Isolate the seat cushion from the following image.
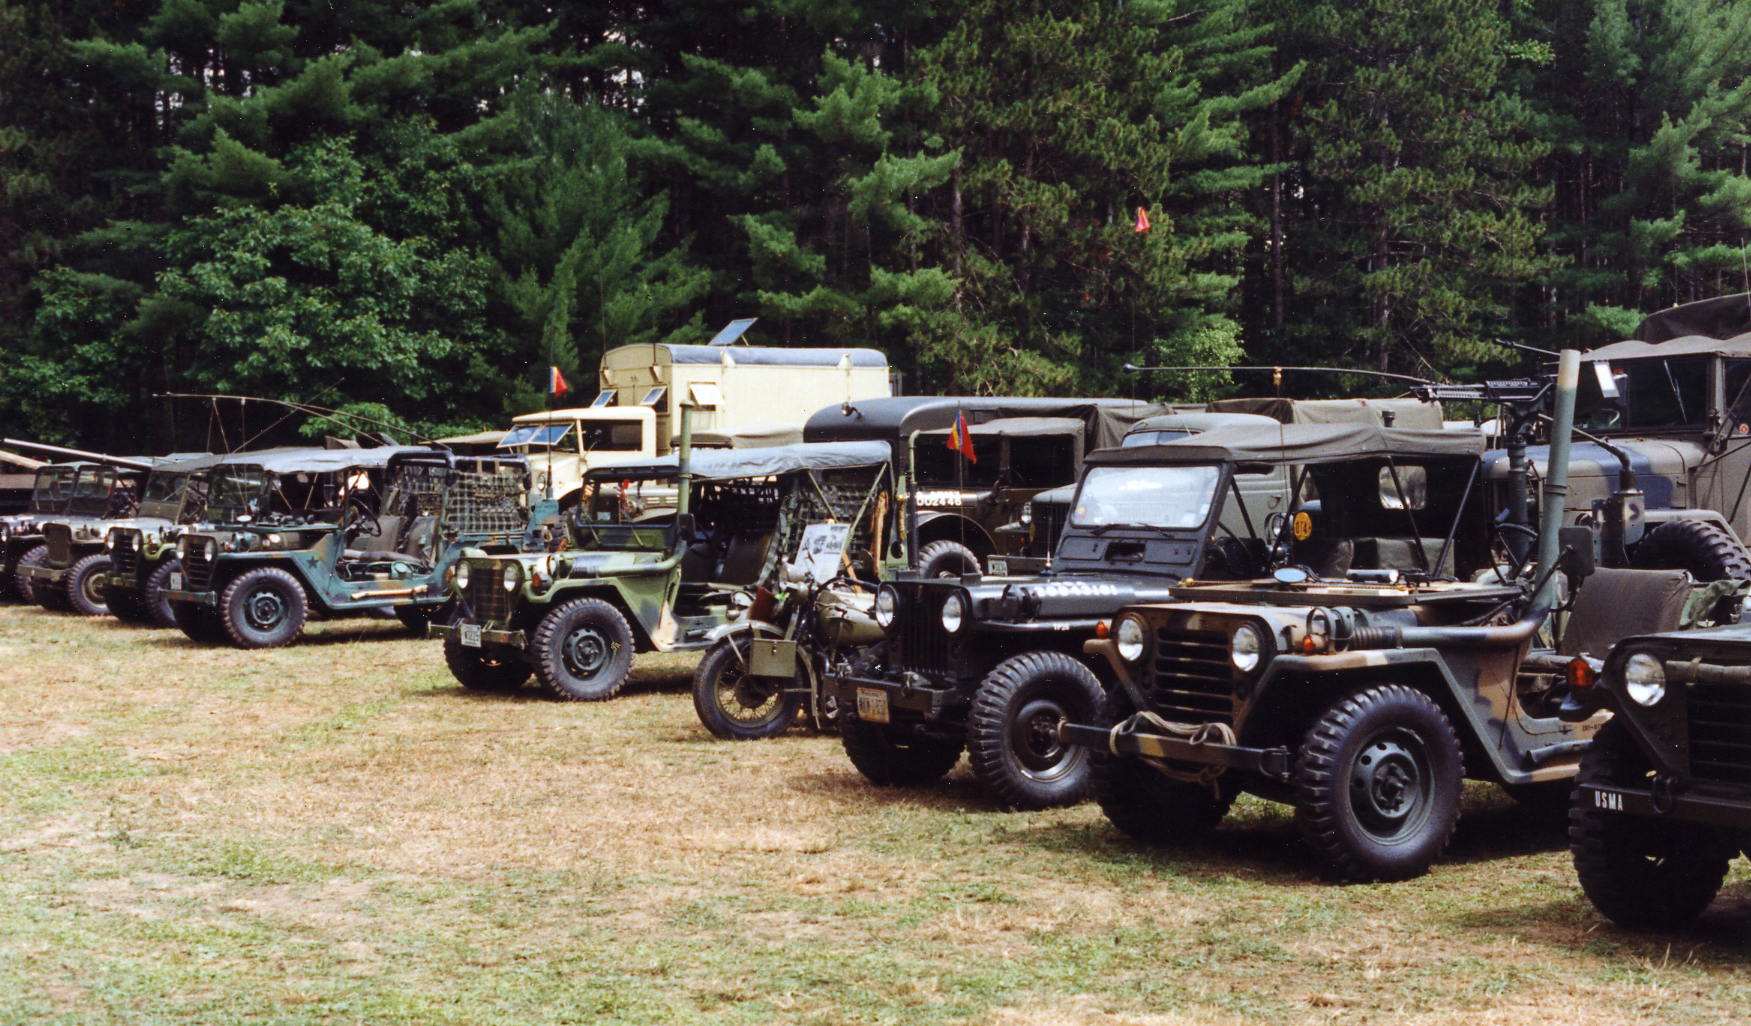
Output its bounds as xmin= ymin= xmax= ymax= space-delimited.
xmin=1561 ymin=567 xmax=1693 ymax=657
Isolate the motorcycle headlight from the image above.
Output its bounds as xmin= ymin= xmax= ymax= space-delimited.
xmin=1231 ymin=623 xmax=1264 ymax=673
xmin=875 ymin=585 xmax=898 ymax=629
xmin=1622 ymin=650 xmax=1666 ymax=707
xmin=940 ymin=592 xmax=966 ymax=634
xmin=1115 ymin=615 xmax=1146 ymax=663
xmin=502 ymin=562 xmax=522 ymax=591
xmin=455 ymin=563 xmax=471 ymax=590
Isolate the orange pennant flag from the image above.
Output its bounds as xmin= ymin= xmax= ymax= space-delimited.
xmin=1134 ymin=206 xmax=1151 ymax=233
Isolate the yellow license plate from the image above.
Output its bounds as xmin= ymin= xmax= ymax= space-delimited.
xmin=856 ymin=688 xmax=889 ymax=724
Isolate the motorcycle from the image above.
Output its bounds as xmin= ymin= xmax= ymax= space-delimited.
xmin=691 ymin=568 xmax=884 ymax=740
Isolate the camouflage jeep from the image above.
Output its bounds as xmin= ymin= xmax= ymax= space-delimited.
xmin=103 ymin=453 xmax=223 ymax=627
xmin=163 ymin=446 xmax=529 ymax=647
xmin=433 ymin=436 xmax=894 ymax=701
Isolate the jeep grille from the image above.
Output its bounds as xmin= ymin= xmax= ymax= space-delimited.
xmin=464 ymin=565 xmax=513 ymax=625
xmin=894 ymin=586 xmax=953 ymax=676
xmin=111 ymin=532 xmax=139 ymax=578
xmin=44 ymin=523 xmax=72 ymax=566
xmin=1688 ymin=683 xmax=1751 ymax=787
xmin=183 ymin=543 xmax=215 ymax=590
xmin=1143 ymin=628 xmax=1236 ymax=725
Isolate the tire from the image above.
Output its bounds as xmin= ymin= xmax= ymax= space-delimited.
xmin=967 ymin=651 xmax=1105 ymax=809
xmin=107 ymin=587 xmax=153 ymax=624
xmin=143 ymin=560 xmax=182 ymax=628
xmin=916 ymin=539 xmax=981 ymax=578
xmin=219 ymin=567 xmax=309 ymax=649
xmin=443 ymin=635 xmax=533 ymax=691
xmin=172 ymin=599 xmax=230 ymax=643
xmin=1632 ymin=518 xmax=1751 ymax=581
xmin=692 ymin=635 xmax=804 ymax=740
xmin=1293 ymin=684 xmax=1464 ymax=882
xmin=1091 ymin=688 xmax=1233 ymax=844
xmin=1569 ymin=721 xmax=1732 ymax=929
xmin=530 ymin=597 xmax=635 ymax=701
xmin=839 ymin=709 xmax=964 ymax=786
xmin=64 ymin=553 xmax=111 ymax=616
xmin=11 ymin=544 xmax=46 ymax=604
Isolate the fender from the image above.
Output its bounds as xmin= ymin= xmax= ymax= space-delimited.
xmin=702 ymin=618 xmax=786 ymax=645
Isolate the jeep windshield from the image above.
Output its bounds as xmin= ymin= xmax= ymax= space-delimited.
xmin=205 ymin=467 xmax=270 ymax=523
xmin=68 ymin=467 xmax=120 ymax=515
xmin=137 ymin=472 xmax=197 ymax=521
xmin=501 ymin=419 xmax=645 ymax=455
xmin=1069 ymin=464 xmax=1221 ymax=530
xmin=28 ymin=466 xmax=78 ymax=512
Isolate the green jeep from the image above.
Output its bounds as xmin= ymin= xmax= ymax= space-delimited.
xmin=433 ymin=437 xmax=895 ymax=701
xmin=1 ymin=462 xmax=83 ymax=603
xmin=103 ymin=453 xmax=225 ymax=627
xmin=164 ymin=446 xmax=530 ymax=647
xmin=19 ymin=460 xmax=155 ymax=613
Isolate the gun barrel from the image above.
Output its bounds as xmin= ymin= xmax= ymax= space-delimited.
xmin=1 ymin=438 xmax=155 ymax=471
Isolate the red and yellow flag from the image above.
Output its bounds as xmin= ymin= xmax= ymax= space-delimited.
xmin=549 ymin=365 xmax=569 ymax=397
xmin=946 ymin=411 xmax=977 ymax=462
xmin=1134 ymin=206 xmax=1151 ymax=233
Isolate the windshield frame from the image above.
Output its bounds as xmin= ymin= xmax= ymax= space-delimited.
xmin=28 ymin=467 xmax=78 ymax=512
xmin=1067 ymin=462 xmax=1226 ymax=533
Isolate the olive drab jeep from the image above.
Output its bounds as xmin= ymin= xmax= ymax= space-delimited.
xmin=15 ymin=457 xmax=156 ymax=614
xmin=0 ymin=462 xmax=83 ymax=602
xmin=821 ymin=413 xmax=1360 ymax=810
xmin=433 ymin=429 xmax=897 ymax=702
xmin=1058 ymin=350 xmax=1749 ymax=881
xmin=162 ymin=446 xmax=531 ymax=648
xmin=803 ymin=397 xmax=1172 ymax=574
xmin=1559 ymin=622 xmax=1751 ymax=929
xmin=102 ymin=454 xmax=225 ymax=627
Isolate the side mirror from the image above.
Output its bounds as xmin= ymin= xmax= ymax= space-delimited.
xmin=1558 ymin=525 xmax=1596 ymax=580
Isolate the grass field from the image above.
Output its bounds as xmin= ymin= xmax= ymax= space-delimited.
xmin=0 ymin=603 xmax=1746 ymax=1025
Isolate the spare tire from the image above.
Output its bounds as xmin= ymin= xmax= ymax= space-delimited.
xmin=1631 ymin=519 xmax=1751 ymax=581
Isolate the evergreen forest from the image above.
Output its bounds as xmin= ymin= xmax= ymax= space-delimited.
xmin=5 ymin=0 xmax=1751 ymax=449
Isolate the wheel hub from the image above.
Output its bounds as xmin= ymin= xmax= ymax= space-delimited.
xmin=563 ymin=627 xmax=609 ymax=677
xmin=1012 ymin=696 xmax=1071 ymax=774
xmin=82 ymin=572 xmax=106 ymax=605
xmin=1350 ymin=734 xmax=1426 ymax=833
xmin=730 ymin=677 xmax=777 ymax=713
xmin=245 ymin=589 xmax=286 ymax=630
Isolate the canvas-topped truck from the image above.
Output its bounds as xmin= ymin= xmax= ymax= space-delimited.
xmin=163 ymin=447 xmax=532 ymax=647
xmin=433 ymin=412 xmax=897 ymax=701
xmin=1059 ymin=350 xmax=1745 ymax=881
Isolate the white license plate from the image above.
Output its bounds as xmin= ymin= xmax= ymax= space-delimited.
xmin=987 ymin=557 xmax=1008 ymax=576
xmin=856 ymin=688 xmax=890 ymax=724
xmin=460 ymin=623 xmax=483 ymax=648
xmin=168 ymin=572 xmax=183 ymax=591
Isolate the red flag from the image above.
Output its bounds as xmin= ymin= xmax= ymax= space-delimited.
xmin=946 ymin=412 xmax=977 ymax=462
xmin=1134 ymin=206 xmax=1151 ymax=233
xmin=549 ymin=365 xmax=569 ymax=397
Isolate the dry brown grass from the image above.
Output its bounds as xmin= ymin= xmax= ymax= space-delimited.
xmin=0 ymin=602 xmax=1747 ymax=1024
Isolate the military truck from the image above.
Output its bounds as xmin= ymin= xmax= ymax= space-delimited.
xmin=457 ymin=327 xmax=891 ymax=508
xmin=0 ymin=462 xmax=82 ymax=602
xmin=162 ymin=446 xmax=533 ymax=647
xmin=433 ymin=430 xmax=896 ymax=702
xmin=803 ymin=397 xmax=1172 ymax=577
xmin=1560 ymin=622 xmax=1751 ymax=929
xmin=1056 ymin=350 xmax=1742 ymax=880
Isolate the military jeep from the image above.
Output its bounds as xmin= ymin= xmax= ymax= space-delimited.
xmin=102 ymin=453 xmax=225 ymax=627
xmin=1058 ymin=351 xmax=1737 ymax=880
xmin=434 ymin=436 xmax=895 ymax=701
xmin=1 ymin=462 xmax=83 ymax=602
xmin=1561 ymin=622 xmax=1751 ymax=928
xmin=163 ymin=446 xmax=531 ymax=647
xmin=17 ymin=459 xmax=155 ymax=613
xmin=822 ymin=415 xmax=1339 ymax=810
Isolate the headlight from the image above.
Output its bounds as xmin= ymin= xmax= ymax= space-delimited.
xmin=1623 ymin=651 xmax=1666 ymax=707
xmin=1115 ymin=615 xmax=1146 ymax=663
xmin=502 ymin=562 xmax=522 ymax=591
xmin=875 ymin=586 xmax=898 ymax=628
xmin=940 ymin=592 xmax=965 ymax=633
xmin=264 ymin=533 xmax=283 ymax=548
xmin=104 ymin=532 xmax=115 ymax=551
xmin=455 ymin=563 xmax=471 ymax=590
xmin=1231 ymin=623 xmax=1264 ymax=673
xmin=203 ymin=538 xmax=218 ymax=559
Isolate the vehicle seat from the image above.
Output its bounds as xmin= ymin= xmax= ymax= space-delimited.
xmin=1352 ymin=537 xmax=1452 ymax=577
xmin=717 ymin=532 xmax=773 ymax=585
xmin=1560 ymin=567 xmax=1693 ymax=658
xmin=343 ymin=514 xmax=430 ymax=565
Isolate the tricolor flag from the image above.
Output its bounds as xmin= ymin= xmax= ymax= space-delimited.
xmin=1134 ymin=206 xmax=1151 ymax=233
xmin=549 ymin=365 xmax=569 ymax=398
xmin=945 ymin=411 xmax=976 ymax=463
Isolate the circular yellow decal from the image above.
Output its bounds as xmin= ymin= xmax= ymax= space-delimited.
xmin=1291 ymin=511 xmax=1313 ymax=541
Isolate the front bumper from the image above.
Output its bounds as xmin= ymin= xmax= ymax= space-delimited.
xmin=160 ymin=588 xmax=217 ymax=609
xmin=1577 ymin=781 xmax=1751 ymax=831
xmin=1059 ymin=721 xmax=1293 ymax=782
xmin=429 ymin=620 xmax=528 ymax=651
xmin=21 ymin=565 xmax=68 ymax=584
xmin=825 ymin=670 xmax=963 ymax=722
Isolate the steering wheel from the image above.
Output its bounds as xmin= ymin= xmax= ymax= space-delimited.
xmin=343 ymin=492 xmax=382 ymax=540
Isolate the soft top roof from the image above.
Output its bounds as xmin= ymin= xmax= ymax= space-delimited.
xmin=1088 ymin=422 xmax=1485 ymax=467
xmin=918 ymin=416 xmax=1084 ymax=438
xmin=147 ymin=452 xmax=230 ymax=474
xmin=1129 ymin=411 xmax=1278 ymax=434
xmin=805 ymin=397 xmax=1168 ymax=449
xmin=586 ymin=440 xmax=892 ymax=482
xmin=1579 ymin=293 xmax=1751 ymax=360
xmin=210 ymin=445 xmax=432 ymax=474
xmin=1206 ymin=396 xmax=1445 ymax=429
xmin=605 ymin=343 xmax=887 ymax=367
